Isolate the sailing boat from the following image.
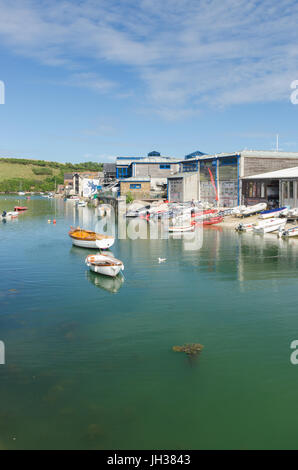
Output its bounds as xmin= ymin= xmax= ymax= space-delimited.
xmin=18 ymin=181 xmax=25 ymax=196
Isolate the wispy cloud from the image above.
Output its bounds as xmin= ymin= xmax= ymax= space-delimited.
xmin=1 ymin=0 xmax=298 ymax=118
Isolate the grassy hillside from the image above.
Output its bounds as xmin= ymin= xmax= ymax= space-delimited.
xmin=0 ymin=158 xmax=103 ymax=192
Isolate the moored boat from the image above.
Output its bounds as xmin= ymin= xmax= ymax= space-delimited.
xmin=253 ymin=218 xmax=287 ymax=234
xmin=235 ymin=222 xmax=254 ymax=232
xmin=202 ymin=216 xmax=223 ymax=225
xmin=68 ymin=227 xmax=115 ymax=249
xmin=77 ymin=201 xmax=87 ymax=207
xmin=14 ymin=206 xmax=28 ymax=212
xmin=279 ymin=226 xmax=298 ymax=238
xmin=85 ymin=253 xmax=124 ymax=277
xmin=236 ymin=203 xmax=267 ymax=217
xmin=258 ymin=206 xmax=288 ymax=219
xmin=1 ymin=211 xmax=19 ymax=219
xmin=168 ymin=224 xmax=194 ymax=232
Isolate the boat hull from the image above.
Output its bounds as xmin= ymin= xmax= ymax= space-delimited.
xmin=71 ymin=237 xmax=114 ymax=249
xmin=88 ymin=263 xmax=123 ymax=277
xmin=259 ymin=207 xmax=287 ymax=219
xmin=280 ymin=227 xmax=298 ymax=238
xmin=168 ymin=225 xmax=193 ymax=232
xmin=253 ymin=220 xmax=287 ymax=234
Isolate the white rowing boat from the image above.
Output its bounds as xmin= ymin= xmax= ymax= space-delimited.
xmin=85 ymin=253 xmax=124 ymax=277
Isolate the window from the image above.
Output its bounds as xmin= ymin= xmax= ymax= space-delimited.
xmin=283 ymin=182 xmax=288 ymax=199
xmin=290 ymin=181 xmax=294 ymax=199
xmin=160 ymin=164 xmax=170 ymax=169
xmin=130 ymin=184 xmax=141 ymax=189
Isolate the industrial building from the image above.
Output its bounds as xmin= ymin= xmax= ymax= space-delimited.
xmin=167 ymin=150 xmax=298 ymax=205
xmin=116 ymin=152 xmax=180 ymax=197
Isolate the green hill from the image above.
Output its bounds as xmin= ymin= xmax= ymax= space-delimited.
xmin=0 ymin=158 xmax=103 ymax=193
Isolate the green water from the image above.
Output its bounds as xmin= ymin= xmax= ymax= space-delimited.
xmin=1 ymin=196 xmax=298 ymax=450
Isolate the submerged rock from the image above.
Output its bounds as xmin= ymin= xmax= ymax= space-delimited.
xmin=172 ymin=343 xmax=204 ymax=356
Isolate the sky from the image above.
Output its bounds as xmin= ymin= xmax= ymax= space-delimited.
xmin=1 ymin=0 xmax=298 ymax=162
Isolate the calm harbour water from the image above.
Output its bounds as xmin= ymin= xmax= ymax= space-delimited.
xmin=1 ymin=196 xmax=298 ymax=449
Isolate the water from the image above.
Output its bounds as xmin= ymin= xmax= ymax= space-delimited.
xmin=1 ymin=196 xmax=298 ymax=449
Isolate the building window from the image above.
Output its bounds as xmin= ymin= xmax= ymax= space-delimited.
xmin=130 ymin=184 xmax=141 ymax=189
xmin=160 ymin=164 xmax=170 ymax=169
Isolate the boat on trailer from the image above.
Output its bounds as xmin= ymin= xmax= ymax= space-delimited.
xmin=85 ymin=253 xmax=124 ymax=277
xmin=252 ymin=218 xmax=287 ymax=234
xmin=258 ymin=206 xmax=288 ymax=219
xmin=68 ymin=227 xmax=114 ymax=249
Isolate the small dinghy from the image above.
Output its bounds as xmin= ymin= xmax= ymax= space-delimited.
xmin=287 ymin=208 xmax=298 ymax=219
xmin=253 ymin=218 xmax=287 ymax=234
xmin=68 ymin=227 xmax=114 ymax=249
xmin=77 ymin=201 xmax=87 ymax=207
xmin=14 ymin=206 xmax=28 ymax=212
xmin=1 ymin=211 xmax=19 ymax=220
xmin=168 ymin=224 xmax=194 ymax=232
xmin=279 ymin=226 xmax=298 ymax=238
xmin=258 ymin=206 xmax=288 ymax=219
xmin=235 ymin=222 xmax=254 ymax=232
xmin=85 ymin=253 xmax=124 ymax=277
xmin=236 ymin=203 xmax=267 ymax=217
xmin=202 ymin=216 xmax=223 ymax=225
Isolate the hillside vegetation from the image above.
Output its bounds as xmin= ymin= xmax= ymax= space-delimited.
xmin=0 ymin=158 xmax=103 ymax=192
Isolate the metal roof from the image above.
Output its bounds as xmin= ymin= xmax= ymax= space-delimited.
xmin=116 ymin=156 xmax=180 ymax=164
xmin=119 ymin=177 xmax=151 ymax=182
xmin=168 ymin=172 xmax=198 ymax=179
xmin=244 ymin=166 xmax=298 ymax=180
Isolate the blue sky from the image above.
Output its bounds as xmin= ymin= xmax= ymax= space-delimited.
xmin=1 ymin=0 xmax=298 ymax=162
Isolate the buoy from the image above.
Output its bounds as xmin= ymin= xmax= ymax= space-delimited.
xmin=48 ymin=220 xmax=51 ymax=223
xmin=53 ymin=219 xmax=56 ymax=224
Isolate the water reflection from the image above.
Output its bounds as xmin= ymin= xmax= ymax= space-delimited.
xmin=86 ymin=270 xmax=124 ymax=293
xmin=236 ymin=230 xmax=298 ymax=285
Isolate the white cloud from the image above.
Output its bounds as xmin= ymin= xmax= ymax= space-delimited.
xmin=0 ymin=0 xmax=298 ymax=118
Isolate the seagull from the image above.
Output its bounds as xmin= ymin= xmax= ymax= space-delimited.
xmin=158 ymin=257 xmax=166 ymax=263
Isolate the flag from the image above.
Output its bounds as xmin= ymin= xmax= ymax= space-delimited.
xmin=207 ymin=168 xmax=219 ymax=201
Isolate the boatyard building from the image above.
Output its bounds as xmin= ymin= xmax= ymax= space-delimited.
xmin=167 ymin=150 xmax=298 ymax=206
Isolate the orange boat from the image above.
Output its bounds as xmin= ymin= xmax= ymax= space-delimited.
xmin=14 ymin=206 xmax=28 ymax=212
xmin=68 ymin=227 xmax=115 ymax=249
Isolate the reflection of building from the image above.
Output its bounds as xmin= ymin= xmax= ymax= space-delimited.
xmin=243 ymin=166 xmax=298 ymax=207
xmin=168 ymin=150 xmax=298 ymax=205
